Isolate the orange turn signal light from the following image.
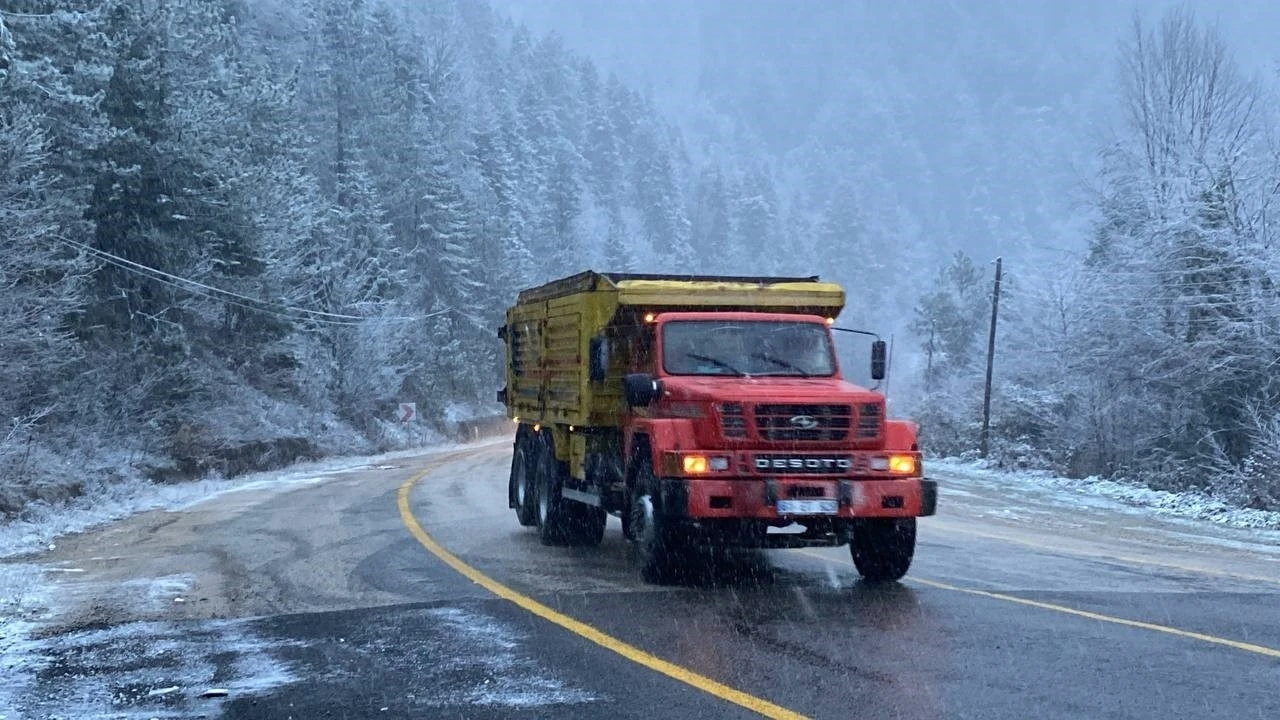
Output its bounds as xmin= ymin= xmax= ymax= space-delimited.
xmin=888 ymin=454 xmax=918 ymax=475
xmin=682 ymin=455 xmax=709 ymax=474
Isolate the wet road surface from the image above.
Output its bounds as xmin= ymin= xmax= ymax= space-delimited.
xmin=4 ymin=440 xmax=1279 ymax=719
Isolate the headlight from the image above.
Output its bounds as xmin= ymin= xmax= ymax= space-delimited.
xmin=888 ymin=454 xmax=917 ymax=475
xmin=869 ymin=454 xmax=919 ymax=475
xmin=682 ymin=455 xmax=709 ymax=474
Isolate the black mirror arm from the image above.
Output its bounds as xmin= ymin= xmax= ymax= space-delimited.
xmin=830 ymin=327 xmax=882 ymax=341
xmin=833 ymin=327 xmax=887 ymax=391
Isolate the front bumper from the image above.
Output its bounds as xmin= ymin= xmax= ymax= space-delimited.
xmin=659 ymin=476 xmax=938 ymax=520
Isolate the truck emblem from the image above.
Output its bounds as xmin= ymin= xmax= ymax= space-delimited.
xmin=789 ymin=415 xmax=819 ymax=429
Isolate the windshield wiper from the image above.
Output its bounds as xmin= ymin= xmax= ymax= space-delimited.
xmin=683 ymin=352 xmax=747 ymax=376
xmin=750 ymin=352 xmax=811 ymax=377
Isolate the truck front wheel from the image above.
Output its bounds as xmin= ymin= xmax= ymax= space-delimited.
xmin=630 ymin=460 xmax=680 ymax=584
xmin=850 ymin=518 xmax=916 ymax=582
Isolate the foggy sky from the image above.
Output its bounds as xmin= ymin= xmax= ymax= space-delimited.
xmin=496 ymin=0 xmax=1280 ymax=266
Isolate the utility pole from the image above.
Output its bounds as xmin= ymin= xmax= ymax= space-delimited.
xmin=979 ymin=257 xmax=1002 ymax=459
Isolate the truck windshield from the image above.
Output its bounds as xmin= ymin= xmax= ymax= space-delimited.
xmin=661 ymin=321 xmax=836 ymax=377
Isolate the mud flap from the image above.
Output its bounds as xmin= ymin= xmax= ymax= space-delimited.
xmin=920 ymin=479 xmax=938 ymax=516
xmin=658 ymin=478 xmax=689 ymax=519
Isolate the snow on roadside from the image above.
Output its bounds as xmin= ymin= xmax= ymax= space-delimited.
xmin=0 ymin=436 xmax=509 ymax=717
xmin=1 ymin=615 xmax=302 ymax=719
xmin=932 ymin=458 xmax=1280 ymax=532
xmin=0 ymin=563 xmax=51 ymax=718
xmin=0 ymin=438 xmax=499 ymax=561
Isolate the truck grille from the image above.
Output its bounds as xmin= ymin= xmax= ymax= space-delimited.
xmin=856 ymin=403 xmax=882 ymax=438
xmin=720 ymin=403 xmax=747 ymax=438
xmin=754 ymin=404 xmax=851 ymax=441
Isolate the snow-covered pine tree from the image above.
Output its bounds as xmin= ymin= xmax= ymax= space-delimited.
xmin=0 ymin=92 xmax=85 ymax=452
xmin=631 ymin=115 xmax=694 ymax=268
xmin=690 ymin=167 xmax=732 ymax=263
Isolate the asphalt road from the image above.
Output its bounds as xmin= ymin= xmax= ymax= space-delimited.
xmin=5 ymin=439 xmax=1280 ymax=720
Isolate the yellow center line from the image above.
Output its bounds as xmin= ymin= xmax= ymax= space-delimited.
xmin=398 ymin=456 xmax=809 ymax=720
xmin=796 ymin=548 xmax=1280 ymax=660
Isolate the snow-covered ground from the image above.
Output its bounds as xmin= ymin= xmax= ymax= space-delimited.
xmin=2 ymin=613 xmax=302 ymax=720
xmin=0 ymin=438 xmax=512 ymax=719
xmin=0 ymin=441 xmax=495 ymax=560
xmin=0 ymin=447 xmax=420 ymax=712
xmin=932 ymin=458 xmax=1280 ymax=532
xmin=0 ymin=443 xmax=484 ymax=622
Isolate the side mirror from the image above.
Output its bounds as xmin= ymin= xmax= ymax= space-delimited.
xmin=624 ymin=373 xmax=661 ymax=407
xmin=589 ymin=335 xmax=609 ymax=383
xmin=870 ymin=340 xmax=887 ymax=381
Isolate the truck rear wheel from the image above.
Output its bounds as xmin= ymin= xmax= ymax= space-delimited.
xmin=630 ymin=460 xmax=680 ymax=584
xmin=850 ymin=518 xmax=916 ymax=582
xmin=510 ymin=437 xmax=537 ymax=527
xmin=535 ymin=436 xmax=570 ymax=545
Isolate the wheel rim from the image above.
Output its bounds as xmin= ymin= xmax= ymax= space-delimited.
xmin=537 ymin=469 xmax=550 ymax=524
xmin=632 ymin=494 xmax=656 ymax=550
xmin=514 ymin=449 xmax=529 ymax=507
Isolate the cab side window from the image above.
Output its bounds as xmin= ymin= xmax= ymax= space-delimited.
xmin=627 ymin=325 xmax=655 ymax=373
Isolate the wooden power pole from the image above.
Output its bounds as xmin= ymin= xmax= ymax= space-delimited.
xmin=979 ymin=257 xmax=1002 ymax=459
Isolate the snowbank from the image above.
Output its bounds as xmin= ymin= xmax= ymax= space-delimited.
xmin=932 ymin=458 xmax=1280 ymax=531
xmin=0 ymin=440 xmax=486 ymax=561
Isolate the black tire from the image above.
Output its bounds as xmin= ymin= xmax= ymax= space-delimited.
xmin=620 ymin=496 xmax=635 ymax=541
xmin=565 ymin=504 xmax=608 ymax=547
xmin=510 ymin=437 xmax=538 ymax=527
xmin=629 ymin=458 xmax=680 ymax=583
xmin=535 ymin=435 xmax=570 ymax=545
xmin=850 ymin=518 xmax=916 ymax=582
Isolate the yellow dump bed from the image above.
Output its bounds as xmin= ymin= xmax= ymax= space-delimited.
xmin=501 ymin=271 xmax=846 ymax=428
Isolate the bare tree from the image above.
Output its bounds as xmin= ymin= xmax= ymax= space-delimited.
xmin=1073 ymin=8 xmax=1280 ymax=489
xmin=1119 ymin=7 xmax=1259 ymax=217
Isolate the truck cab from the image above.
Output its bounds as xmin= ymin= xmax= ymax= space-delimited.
xmin=499 ymin=272 xmax=936 ymax=584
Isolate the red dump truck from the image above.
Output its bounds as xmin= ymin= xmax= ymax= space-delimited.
xmin=497 ymin=272 xmax=936 ymax=582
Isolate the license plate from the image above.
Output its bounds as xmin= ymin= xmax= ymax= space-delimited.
xmin=776 ymin=499 xmax=838 ymax=515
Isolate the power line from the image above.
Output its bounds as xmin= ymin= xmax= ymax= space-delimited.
xmin=998 ymin=278 xmax=1275 ymax=298
xmin=1001 ymin=269 xmax=1274 ymax=286
xmin=1076 ymin=267 xmax=1277 ymax=280
xmin=52 ymin=235 xmax=454 ymax=325
xmin=53 ymin=235 xmax=369 ymax=321
xmin=82 ymin=248 xmax=365 ymax=326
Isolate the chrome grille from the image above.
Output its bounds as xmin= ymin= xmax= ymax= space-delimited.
xmin=856 ymin=403 xmax=883 ymax=438
xmin=754 ymin=404 xmax=851 ymax=441
xmin=720 ymin=403 xmax=747 ymax=438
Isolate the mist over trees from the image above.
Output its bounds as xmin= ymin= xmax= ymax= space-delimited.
xmin=505 ymin=1 xmax=1280 ymax=508
xmin=905 ymin=10 xmax=1280 ymax=510
xmin=0 ymin=0 xmax=739 ymax=512
xmin=2 ymin=1 xmax=1279 ymax=513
